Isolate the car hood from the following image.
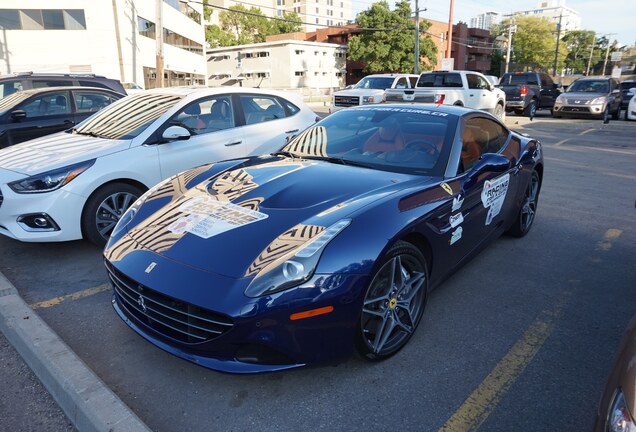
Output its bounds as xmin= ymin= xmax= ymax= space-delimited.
xmin=0 ymin=131 xmax=131 ymax=175
xmin=563 ymin=92 xmax=606 ymax=101
xmin=334 ymin=89 xmax=386 ymax=97
xmin=106 ymin=157 xmax=418 ymax=279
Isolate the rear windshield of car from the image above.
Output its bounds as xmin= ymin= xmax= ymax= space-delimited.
xmin=567 ymin=80 xmax=609 ymax=93
xmin=619 ymin=82 xmax=636 ymax=90
xmin=416 ymin=73 xmax=463 ymax=88
xmin=72 ymin=93 xmax=184 ymax=140
xmin=499 ymin=74 xmax=539 ymax=85
xmin=281 ymin=107 xmax=458 ymax=176
xmin=353 ymin=77 xmax=395 ymax=90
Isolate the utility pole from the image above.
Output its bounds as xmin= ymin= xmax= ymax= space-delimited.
xmin=585 ymin=32 xmax=595 ymax=76
xmin=602 ymin=34 xmax=616 ymax=76
xmin=445 ymin=0 xmax=454 ymax=59
xmin=414 ymin=0 xmax=420 ymax=74
xmin=552 ymin=12 xmax=562 ymax=77
xmin=155 ymin=0 xmax=165 ymax=88
xmin=504 ymin=23 xmax=515 ymax=73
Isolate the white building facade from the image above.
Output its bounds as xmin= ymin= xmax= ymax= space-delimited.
xmin=208 ymin=40 xmax=346 ymax=91
xmin=469 ymin=12 xmax=500 ymax=31
xmin=502 ymin=0 xmax=581 ymax=33
xmin=206 ymin=0 xmax=352 ymax=33
xmin=0 ymin=0 xmax=207 ymax=89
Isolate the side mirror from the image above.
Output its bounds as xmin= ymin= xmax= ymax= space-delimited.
xmin=162 ymin=125 xmax=190 ymax=141
xmin=10 ymin=110 xmax=27 ymax=121
xmin=553 ymin=83 xmax=560 ymax=90
xmin=467 ymin=153 xmax=511 ymax=182
xmin=611 ymin=89 xmax=620 ymax=95
xmin=489 ymin=84 xmax=495 ymax=91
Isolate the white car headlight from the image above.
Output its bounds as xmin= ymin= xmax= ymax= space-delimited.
xmin=244 ymin=219 xmax=351 ymax=297
xmin=608 ymin=389 xmax=636 ymax=432
xmin=555 ymin=94 xmax=565 ymax=103
xmin=590 ymin=96 xmax=607 ymax=105
xmin=8 ymin=159 xmax=95 ymax=194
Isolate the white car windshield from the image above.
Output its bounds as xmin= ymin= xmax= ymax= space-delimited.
xmin=354 ymin=77 xmax=395 ymax=90
xmin=72 ymin=93 xmax=184 ymax=140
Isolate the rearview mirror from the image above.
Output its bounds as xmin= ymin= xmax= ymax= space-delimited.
xmin=467 ymin=153 xmax=511 ymax=182
xmin=162 ymin=125 xmax=190 ymax=141
xmin=10 ymin=110 xmax=27 ymax=121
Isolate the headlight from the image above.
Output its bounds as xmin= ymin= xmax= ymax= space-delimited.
xmin=608 ymin=389 xmax=636 ymax=432
xmin=362 ymin=96 xmax=375 ymax=104
xmin=555 ymin=94 xmax=565 ymax=103
xmin=244 ymin=219 xmax=351 ymax=297
xmin=590 ymin=96 xmax=607 ymax=105
xmin=8 ymin=159 xmax=95 ymax=194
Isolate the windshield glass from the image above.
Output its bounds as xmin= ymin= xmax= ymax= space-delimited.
xmin=620 ymin=82 xmax=636 ymax=90
xmin=0 ymin=91 xmax=32 ymax=114
xmin=567 ymin=80 xmax=609 ymax=93
xmin=281 ymin=107 xmax=457 ymax=176
xmin=416 ymin=73 xmax=463 ymax=88
xmin=354 ymin=77 xmax=395 ymax=90
xmin=72 ymin=93 xmax=183 ymax=139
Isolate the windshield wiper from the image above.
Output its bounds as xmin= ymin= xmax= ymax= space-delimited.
xmin=303 ymin=155 xmax=375 ymax=169
xmin=72 ymin=130 xmax=109 ymax=138
xmin=273 ymin=150 xmax=299 ymax=158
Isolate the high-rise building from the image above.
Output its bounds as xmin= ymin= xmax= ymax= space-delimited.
xmin=502 ymin=0 xmax=581 ymax=33
xmin=470 ymin=11 xmax=500 ymax=31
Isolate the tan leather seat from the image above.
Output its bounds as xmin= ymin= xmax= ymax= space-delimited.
xmin=461 ymin=128 xmax=481 ymax=170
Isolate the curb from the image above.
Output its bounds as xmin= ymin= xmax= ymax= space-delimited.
xmin=0 ymin=271 xmax=151 ymax=432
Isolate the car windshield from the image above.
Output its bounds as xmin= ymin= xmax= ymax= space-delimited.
xmin=0 ymin=91 xmax=33 ymax=115
xmin=71 ymin=93 xmax=184 ymax=140
xmin=280 ymin=107 xmax=457 ymax=176
xmin=567 ymin=80 xmax=609 ymax=93
xmin=354 ymin=77 xmax=395 ymax=90
xmin=500 ymin=74 xmax=538 ymax=85
xmin=620 ymin=82 xmax=636 ymax=91
xmin=416 ymin=73 xmax=463 ymax=88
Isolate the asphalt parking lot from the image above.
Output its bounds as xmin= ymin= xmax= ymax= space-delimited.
xmin=1 ymin=110 xmax=635 ymax=431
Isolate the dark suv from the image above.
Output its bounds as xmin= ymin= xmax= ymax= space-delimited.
xmin=0 ymin=72 xmax=125 ymax=98
xmin=497 ymin=72 xmax=562 ymax=117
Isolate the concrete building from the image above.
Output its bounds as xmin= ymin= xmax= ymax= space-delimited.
xmin=0 ymin=0 xmax=206 ymax=89
xmin=470 ymin=12 xmax=500 ymax=31
xmin=206 ymin=0 xmax=353 ymax=33
xmin=207 ymin=39 xmax=347 ymax=91
xmin=502 ymin=0 xmax=581 ymax=33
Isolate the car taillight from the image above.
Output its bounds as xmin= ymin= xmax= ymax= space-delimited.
xmin=435 ymin=94 xmax=445 ymax=105
xmin=520 ymin=86 xmax=528 ymax=97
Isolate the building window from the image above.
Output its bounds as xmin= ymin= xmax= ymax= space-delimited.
xmin=315 ymin=18 xmax=319 ymax=24
xmin=295 ymin=49 xmax=304 ymax=55
xmin=316 ymin=7 xmax=319 ymax=13
xmin=295 ymin=71 xmax=304 ymax=76
xmin=138 ymin=16 xmax=202 ymax=55
xmin=0 ymin=9 xmax=86 ymax=30
xmin=163 ymin=0 xmax=201 ymax=24
xmin=42 ymin=10 xmax=65 ymax=29
xmin=0 ymin=10 xmax=20 ymax=29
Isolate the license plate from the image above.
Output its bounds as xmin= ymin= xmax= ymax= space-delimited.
xmin=404 ymin=94 xmax=414 ymax=101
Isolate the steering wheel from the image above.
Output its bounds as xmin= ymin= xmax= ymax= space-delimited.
xmin=405 ymin=140 xmax=440 ymax=157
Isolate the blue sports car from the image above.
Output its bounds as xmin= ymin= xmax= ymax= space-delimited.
xmin=104 ymin=105 xmax=543 ymax=373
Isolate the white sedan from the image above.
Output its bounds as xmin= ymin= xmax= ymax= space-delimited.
xmin=0 ymin=86 xmax=318 ymax=245
xmin=626 ymin=89 xmax=636 ymax=121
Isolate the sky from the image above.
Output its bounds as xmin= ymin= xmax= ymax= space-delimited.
xmin=352 ymin=0 xmax=635 ymax=46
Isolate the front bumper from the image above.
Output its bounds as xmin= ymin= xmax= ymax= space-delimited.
xmin=105 ymin=249 xmax=369 ymax=373
xmin=0 ymin=183 xmax=85 ymax=242
xmin=553 ymin=103 xmax=606 ymax=117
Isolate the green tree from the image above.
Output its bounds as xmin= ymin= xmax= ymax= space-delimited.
xmin=202 ymin=0 xmax=212 ymax=22
xmin=205 ymin=24 xmax=237 ymax=48
xmin=219 ymin=5 xmax=271 ymax=45
xmin=562 ymin=30 xmax=595 ymax=74
xmin=271 ymin=12 xmax=303 ymax=34
xmin=493 ymin=15 xmax=567 ymax=73
xmin=348 ymin=1 xmax=437 ymax=73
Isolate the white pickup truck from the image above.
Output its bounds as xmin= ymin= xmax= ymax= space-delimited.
xmin=330 ymin=73 xmax=419 ymax=113
xmin=384 ymin=70 xmax=506 ymax=119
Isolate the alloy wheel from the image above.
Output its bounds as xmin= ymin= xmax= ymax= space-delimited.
xmin=95 ymin=191 xmax=139 ymax=239
xmin=520 ymin=173 xmax=539 ymax=232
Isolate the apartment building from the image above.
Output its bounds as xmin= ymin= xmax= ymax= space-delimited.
xmin=470 ymin=12 xmax=500 ymax=31
xmin=502 ymin=0 xmax=581 ymax=33
xmin=0 ymin=0 xmax=206 ymax=89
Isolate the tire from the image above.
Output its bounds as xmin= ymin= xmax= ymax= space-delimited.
xmin=356 ymin=240 xmax=428 ymax=361
xmin=494 ymin=103 xmax=505 ymax=120
xmin=612 ymin=106 xmax=620 ymax=120
xmin=507 ymin=171 xmax=541 ymax=238
xmin=602 ymin=106 xmax=610 ymax=124
xmin=81 ymin=182 xmax=143 ymax=247
xmin=523 ymin=100 xmax=537 ymax=118
xmin=626 ymin=109 xmax=629 ymax=121
xmin=514 ymin=109 xmax=523 ymax=116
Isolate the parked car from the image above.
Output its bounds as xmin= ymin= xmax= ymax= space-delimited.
xmin=484 ymin=75 xmax=500 ymax=86
xmin=104 ymin=104 xmax=544 ymax=373
xmin=552 ymin=77 xmax=622 ymax=121
xmin=0 ymin=72 xmax=125 ymax=98
xmin=330 ymin=74 xmax=419 ymax=113
xmin=0 ymin=87 xmax=319 ymax=246
xmin=385 ymin=70 xmax=506 ymax=120
xmin=0 ymin=86 xmax=124 ymax=148
xmin=497 ymin=71 xmax=561 ymax=117
xmin=619 ymin=80 xmax=636 ymax=110
xmin=122 ymin=82 xmax=144 ymax=95
xmin=625 ymin=91 xmax=636 ymax=121
xmin=594 ymin=314 xmax=636 ymax=431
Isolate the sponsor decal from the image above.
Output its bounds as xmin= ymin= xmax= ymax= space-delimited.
xmin=481 ymin=173 xmax=510 ymax=226
xmin=449 ymin=226 xmax=463 ymax=245
xmin=450 ymin=212 xmax=464 ymax=229
xmin=452 ymin=194 xmax=464 ymax=212
xmin=168 ymin=197 xmax=268 ymax=239
xmin=440 ymin=182 xmax=453 ymax=195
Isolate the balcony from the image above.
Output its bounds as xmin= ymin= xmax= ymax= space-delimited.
xmin=466 ymin=60 xmax=491 ymax=72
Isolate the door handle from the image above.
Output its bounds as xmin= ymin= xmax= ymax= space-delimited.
xmin=285 ymin=129 xmax=299 ymax=134
xmin=64 ymin=120 xmax=74 ymax=124
xmin=224 ymin=141 xmax=242 ymax=147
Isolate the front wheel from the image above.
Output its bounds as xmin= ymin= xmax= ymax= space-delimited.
xmin=356 ymin=241 xmax=428 ymax=361
xmin=494 ymin=103 xmax=505 ymax=120
xmin=612 ymin=106 xmax=620 ymax=120
xmin=81 ymin=183 xmax=143 ymax=247
xmin=507 ymin=171 xmax=541 ymax=238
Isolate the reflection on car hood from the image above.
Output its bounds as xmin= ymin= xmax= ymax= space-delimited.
xmin=106 ymin=157 xmax=418 ymax=278
xmin=0 ymin=132 xmax=131 ymax=175
xmin=563 ymin=92 xmax=605 ymax=100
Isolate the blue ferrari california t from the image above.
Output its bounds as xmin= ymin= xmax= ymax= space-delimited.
xmin=104 ymin=104 xmax=543 ymax=373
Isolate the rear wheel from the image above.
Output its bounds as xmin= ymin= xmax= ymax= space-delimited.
xmin=356 ymin=241 xmax=428 ymax=361
xmin=81 ymin=183 xmax=143 ymax=247
xmin=507 ymin=171 xmax=540 ymax=238
xmin=524 ymin=100 xmax=537 ymax=118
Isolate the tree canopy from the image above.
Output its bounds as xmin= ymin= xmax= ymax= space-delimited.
xmin=348 ymin=1 xmax=437 ymax=73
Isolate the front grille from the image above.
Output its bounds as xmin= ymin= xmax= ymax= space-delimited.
xmin=106 ymin=262 xmax=233 ymax=344
xmin=566 ymin=98 xmax=590 ymax=105
xmin=562 ymin=106 xmax=591 ymax=113
xmin=334 ymin=95 xmax=359 ymax=107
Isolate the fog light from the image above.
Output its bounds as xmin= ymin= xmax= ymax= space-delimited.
xmin=17 ymin=213 xmax=60 ymax=232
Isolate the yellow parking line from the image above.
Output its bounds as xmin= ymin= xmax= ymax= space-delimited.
xmin=439 ymin=295 xmax=567 ymax=432
xmin=30 ymin=284 xmax=111 ymax=310
xmin=596 ymin=229 xmax=623 ymax=252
